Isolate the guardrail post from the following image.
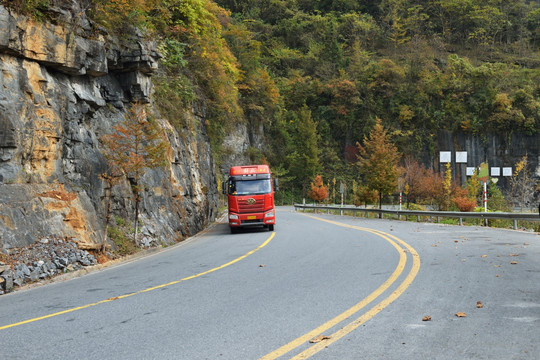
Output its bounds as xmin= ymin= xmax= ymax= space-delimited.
xmin=436 ymin=216 xmax=439 ymax=223
xmin=513 ymin=219 xmax=518 ymax=230
xmin=417 ymin=215 xmax=420 ymax=222
xmin=459 ymin=217 xmax=463 ymax=226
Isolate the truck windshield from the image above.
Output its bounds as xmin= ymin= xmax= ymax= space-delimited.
xmin=229 ymin=179 xmax=271 ymax=195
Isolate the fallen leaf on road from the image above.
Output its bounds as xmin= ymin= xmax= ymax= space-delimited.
xmin=496 ymin=274 xmax=501 ymax=277
xmin=107 ymin=297 xmax=119 ymax=301
xmin=454 ymin=240 xmax=459 ymax=243
xmin=481 ymin=255 xmax=488 ymax=258
xmin=493 ymin=265 xmax=500 ymax=268
xmin=309 ymin=335 xmax=331 ymax=343
xmin=509 ymin=254 xmax=519 ymax=257
xmin=510 ymin=261 xmax=518 ymax=265
xmin=476 ymin=301 xmax=483 ymax=308
xmin=455 ymin=312 xmax=467 ymax=317
xmin=422 ymin=316 xmax=432 ymax=321
xmin=524 ymin=242 xmax=530 ymax=246
xmin=259 ymin=264 xmax=266 ymax=267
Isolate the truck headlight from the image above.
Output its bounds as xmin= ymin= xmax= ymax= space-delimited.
xmin=264 ymin=211 xmax=274 ymax=218
xmin=229 ymin=214 xmax=239 ymax=220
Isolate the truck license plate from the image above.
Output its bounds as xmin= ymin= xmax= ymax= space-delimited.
xmin=247 ymin=215 xmax=256 ymax=220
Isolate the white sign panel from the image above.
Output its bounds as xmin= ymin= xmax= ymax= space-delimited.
xmin=491 ymin=167 xmax=500 ymax=177
xmin=503 ymin=167 xmax=512 ymax=176
xmin=466 ymin=167 xmax=476 ymax=176
xmin=456 ymin=151 xmax=467 ymax=163
xmin=439 ymin=151 xmax=451 ymax=163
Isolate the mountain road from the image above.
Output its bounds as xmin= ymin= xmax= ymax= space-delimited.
xmin=1 ymin=207 xmax=539 ymax=359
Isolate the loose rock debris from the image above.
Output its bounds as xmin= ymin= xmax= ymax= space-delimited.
xmin=0 ymin=237 xmax=98 ymax=295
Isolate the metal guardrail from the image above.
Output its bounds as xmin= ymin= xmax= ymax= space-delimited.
xmin=293 ymin=204 xmax=540 ymax=230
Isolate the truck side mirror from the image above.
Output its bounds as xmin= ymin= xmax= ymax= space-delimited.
xmin=274 ymin=178 xmax=279 ymax=192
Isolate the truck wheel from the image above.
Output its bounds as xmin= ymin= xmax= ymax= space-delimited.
xmin=268 ymin=224 xmax=274 ymax=231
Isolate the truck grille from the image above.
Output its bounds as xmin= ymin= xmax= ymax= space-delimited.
xmin=238 ymin=198 xmax=265 ymax=213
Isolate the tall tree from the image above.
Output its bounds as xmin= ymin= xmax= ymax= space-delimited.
xmin=357 ymin=118 xmax=401 ymax=210
xmin=101 ymin=103 xmax=169 ymax=244
xmin=442 ymin=162 xmax=453 ymax=211
xmin=287 ymin=106 xmax=321 ymax=196
xmin=466 ymin=168 xmax=482 ymax=204
xmin=399 ymin=156 xmax=428 ymax=208
xmin=325 ymin=76 xmax=362 ymax=150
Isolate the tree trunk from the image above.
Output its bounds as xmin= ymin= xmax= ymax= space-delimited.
xmin=133 ymin=188 xmax=140 ymax=246
xmin=102 ymin=187 xmax=112 ymax=253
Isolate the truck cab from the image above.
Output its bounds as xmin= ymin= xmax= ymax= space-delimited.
xmin=223 ymin=165 xmax=277 ymax=233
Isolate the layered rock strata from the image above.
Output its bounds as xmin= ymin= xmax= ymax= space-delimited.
xmin=0 ymin=5 xmax=218 ymax=256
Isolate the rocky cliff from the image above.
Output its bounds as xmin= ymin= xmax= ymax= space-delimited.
xmin=435 ymin=131 xmax=540 ymax=190
xmin=0 ymin=3 xmax=218 ymax=253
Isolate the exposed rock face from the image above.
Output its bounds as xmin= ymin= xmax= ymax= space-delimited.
xmin=221 ymin=123 xmax=251 ymax=173
xmin=435 ymin=130 xmax=540 ymax=188
xmin=0 ymin=5 xmax=218 ymax=252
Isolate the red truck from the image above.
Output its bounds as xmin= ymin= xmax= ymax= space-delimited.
xmin=223 ymin=165 xmax=277 ymax=233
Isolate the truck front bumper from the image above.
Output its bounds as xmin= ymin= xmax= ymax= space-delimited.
xmin=228 ymin=210 xmax=275 ymax=227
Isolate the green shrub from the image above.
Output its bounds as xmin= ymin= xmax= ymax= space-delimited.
xmin=109 ymin=217 xmax=137 ymax=256
xmin=115 ymin=215 xmax=126 ymax=227
xmin=153 ymin=74 xmax=196 ymax=130
xmin=407 ymin=203 xmax=426 ymax=211
xmin=4 ymin=0 xmax=49 ymax=21
xmin=440 ymin=218 xmax=459 ymax=225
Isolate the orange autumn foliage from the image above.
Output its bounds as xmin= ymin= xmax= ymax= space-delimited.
xmin=452 ymin=187 xmax=477 ymax=212
xmin=101 ymin=103 xmax=169 ymax=243
xmin=309 ymin=175 xmax=329 ymax=203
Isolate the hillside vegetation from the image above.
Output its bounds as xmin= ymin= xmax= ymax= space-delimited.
xmin=13 ymin=0 xmax=540 ymax=203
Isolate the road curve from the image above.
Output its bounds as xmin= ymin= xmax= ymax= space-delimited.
xmin=0 ymin=207 xmax=539 ymax=359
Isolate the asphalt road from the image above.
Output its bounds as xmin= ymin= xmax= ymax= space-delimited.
xmin=0 ymin=207 xmax=539 ymax=359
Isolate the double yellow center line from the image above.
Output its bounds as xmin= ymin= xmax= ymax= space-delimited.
xmin=260 ymin=215 xmax=420 ymax=359
xmin=2 ymin=214 xmax=419 ymax=360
